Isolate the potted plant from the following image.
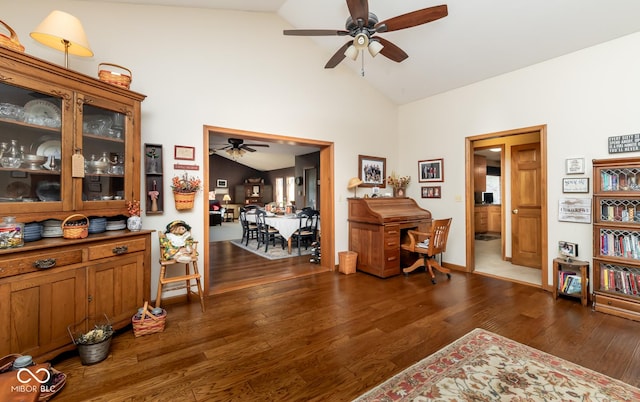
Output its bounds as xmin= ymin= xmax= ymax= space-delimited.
xmin=68 ymin=315 xmax=113 ymax=365
xmin=171 ymin=172 xmax=201 ymax=210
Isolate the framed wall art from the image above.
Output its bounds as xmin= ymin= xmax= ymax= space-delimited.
xmin=558 ymin=198 xmax=591 ymax=223
xmin=565 ymin=157 xmax=585 ymax=174
xmin=421 ymin=186 xmax=441 ymax=199
xmin=562 ymin=177 xmax=589 ymax=193
xmin=174 ymin=145 xmax=195 ymax=161
xmin=216 ymin=179 xmax=228 ymax=188
xmin=358 ymin=155 xmax=386 ymax=187
xmin=418 ymin=159 xmax=444 ymax=182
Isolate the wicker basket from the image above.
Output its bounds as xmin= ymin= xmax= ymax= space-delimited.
xmin=338 ymin=251 xmax=357 ymax=274
xmin=62 ymin=214 xmax=89 ymax=239
xmin=0 ymin=20 xmax=24 ymax=53
xmin=98 ymin=63 xmax=132 ymax=89
xmin=173 ymin=192 xmax=196 ymax=210
xmin=132 ymin=301 xmax=166 ymax=337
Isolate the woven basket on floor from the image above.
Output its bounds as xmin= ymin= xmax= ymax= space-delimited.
xmin=132 ymin=301 xmax=166 ymax=337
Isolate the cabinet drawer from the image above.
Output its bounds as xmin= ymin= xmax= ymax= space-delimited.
xmin=594 ymin=292 xmax=640 ymax=319
xmin=87 ymin=238 xmax=146 ymax=260
xmin=0 ymin=249 xmax=83 ymax=278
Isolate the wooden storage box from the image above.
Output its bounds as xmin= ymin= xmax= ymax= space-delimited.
xmin=339 ymin=251 xmax=357 ymax=274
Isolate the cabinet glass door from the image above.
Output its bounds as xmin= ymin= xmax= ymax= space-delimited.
xmin=81 ymin=103 xmax=127 ymax=204
xmin=0 ymin=80 xmax=64 ymax=210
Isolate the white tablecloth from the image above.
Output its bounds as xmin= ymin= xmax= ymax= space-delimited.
xmin=246 ymin=214 xmax=300 ymax=240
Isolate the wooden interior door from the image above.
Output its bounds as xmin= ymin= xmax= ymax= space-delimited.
xmin=511 ymin=143 xmax=542 ymax=268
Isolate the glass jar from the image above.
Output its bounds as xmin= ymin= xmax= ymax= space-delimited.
xmin=0 ymin=216 xmax=24 ymax=249
xmin=0 ymin=140 xmax=21 ymax=168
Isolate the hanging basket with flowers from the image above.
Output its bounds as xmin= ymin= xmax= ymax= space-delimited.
xmin=171 ymin=172 xmax=201 ymax=210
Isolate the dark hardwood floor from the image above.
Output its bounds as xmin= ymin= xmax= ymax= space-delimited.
xmin=209 ymin=239 xmax=329 ymax=294
xmin=49 ymin=255 xmax=640 ymax=401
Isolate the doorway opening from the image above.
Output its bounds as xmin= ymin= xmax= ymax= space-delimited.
xmin=202 ymin=126 xmax=335 ymax=295
xmin=466 ymin=125 xmax=548 ymax=289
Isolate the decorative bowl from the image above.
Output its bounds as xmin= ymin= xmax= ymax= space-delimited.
xmin=0 ymin=156 xmax=21 ymax=168
xmin=86 ymin=160 xmax=109 ymax=174
xmin=21 ymin=154 xmax=47 ymax=170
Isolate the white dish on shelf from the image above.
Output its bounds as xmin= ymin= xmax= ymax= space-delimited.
xmin=36 ymin=140 xmax=61 ymax=170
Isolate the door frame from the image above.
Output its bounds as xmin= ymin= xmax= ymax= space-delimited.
xmin=465 ymin=125 xmax=549 ymax=291
xmin=202 ymin=125 xmax=335 ymax=296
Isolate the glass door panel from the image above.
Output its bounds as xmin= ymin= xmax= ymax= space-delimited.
xmin=81 ymin=103 xmax=126 ymax=203
xmin=0 ymin=80 xmax=63 ymax=209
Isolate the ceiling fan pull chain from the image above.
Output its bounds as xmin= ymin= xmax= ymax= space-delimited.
xmin=360 ymin=50 xmax=365 ymax=77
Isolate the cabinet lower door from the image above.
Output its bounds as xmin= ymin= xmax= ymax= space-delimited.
xmin=87 ymin=254 xmax=145 ymax=328
xmin=0 ymin=268 xmax=86 ymax=357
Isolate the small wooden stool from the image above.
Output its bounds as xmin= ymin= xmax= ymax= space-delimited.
xmin=156 ymin=241 xmax=205 ymax=312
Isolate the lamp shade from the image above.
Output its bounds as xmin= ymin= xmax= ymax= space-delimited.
xmin=368 ymin=40 xmax=384 ymax=57
xmin=223 ymin=194 xmax=231 ymax=202
xmin=344 ymin=44 xmax=358 ymax=61
xmin=30 ymin=10 xmax=93 ymax=66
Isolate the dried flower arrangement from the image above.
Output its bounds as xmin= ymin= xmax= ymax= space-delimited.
xmin=387 ymin=172 xmax=411 ymax=189
xmin=126 ymin=200 xmax=141 ymax=216
xmin=171 ymin=172 xmax=201 ymax=194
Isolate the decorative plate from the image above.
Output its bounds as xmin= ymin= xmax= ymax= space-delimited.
xmin=35 ymin=181 xmax=61 ymax=202
xmin=24 ymin=99 xmax=61 ymax=120
xmin=36 ymin=140 xmax=61 ymax=169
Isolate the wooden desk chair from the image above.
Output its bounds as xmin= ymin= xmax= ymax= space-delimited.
xmin=239 ymin=207 xmax=258 ymax=245
xmin=156 ymin=223 xmax=205 ymax=312
xmin=401 ymin=218 xmax=452 ymax=284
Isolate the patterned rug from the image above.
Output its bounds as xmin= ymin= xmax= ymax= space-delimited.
xmin=230 ymin=238 xmax=313 ymax=260
xmin=354 ymin=328 xmax=640 ymax=401
xmin=475 ymin=233 xmax=501 ymax=241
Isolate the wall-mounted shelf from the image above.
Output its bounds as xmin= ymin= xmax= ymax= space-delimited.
xmin=145 ymin=143 xmax=164 ymax=215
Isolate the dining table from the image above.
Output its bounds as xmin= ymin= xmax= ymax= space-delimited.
xmin=246 ymin=212 xmax=301 ymax=254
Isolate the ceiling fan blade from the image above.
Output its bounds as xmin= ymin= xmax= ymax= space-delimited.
xmin=325 ymin=42 xmax=352 ymax=69
xmin=346 ymin=0 xmax=369 ymax=24
xmin=243 ymin=144 xmax=270 ymax=148
xmin=376 ymin=4 xmax=448 ymax=33
xmin=283 ymin=29 xmax=349 ymax=36
xmin=241 ymin=146 xmax=257 ymax=152
xmin=376 ymin=37 xmax=409 ymax=62
xmin=216 ymin=145 xmax=231 ymax=151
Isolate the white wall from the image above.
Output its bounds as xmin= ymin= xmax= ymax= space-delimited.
xmin=6 ymin=1 xmax=640 ymax=291
xmin=399 ymin=32 xmax=640 ymax=286
xmin=4 ymin=0 xmax=397 ymax=297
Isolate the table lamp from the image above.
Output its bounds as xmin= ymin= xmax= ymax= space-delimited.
xmin=223 ymin=194 xmax=231 ymax=205
xmin=347 ymin=177 xmax=363 ymax=198
xmin=30 ymin=10 xmax=93 ymax=68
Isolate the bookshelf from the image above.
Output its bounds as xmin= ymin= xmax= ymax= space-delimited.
xmin=593 ymin=157 xmax=640 ymax=321
xmin=553 ymin=258 xmax=589 ymax=306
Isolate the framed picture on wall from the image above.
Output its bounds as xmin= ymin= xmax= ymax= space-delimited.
xmin=421 ymin=186 xmax=441 ymax=198
xmin=358 ymin=155 xmax=386 ymax=187
xmin=565 ymin=158 xmax=585 ymax=174
xmin=418 ymin=159 xmax=444 ymax=182
xmin=216 ymin=179 xmax=228 ymax=188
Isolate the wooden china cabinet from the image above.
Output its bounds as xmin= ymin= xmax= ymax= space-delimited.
xmin=0 ymin=47 xmax=150 ymax=361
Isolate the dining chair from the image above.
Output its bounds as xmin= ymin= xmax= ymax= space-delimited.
xmin=239 ymin=207 xmax=258 ymax=246
xmin=291 ymin=209 xmax=319 ymax=255
xmin=255 ymin=209 xmax=285 ymax=252
xmin=401 ymin=218 xmax=452 ymax=284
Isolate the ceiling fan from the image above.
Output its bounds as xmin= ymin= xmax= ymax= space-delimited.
xmin=283 ymin=1 xmax=448 ymax=69
xmin=209 ymin=138 xmax=270 ymax=157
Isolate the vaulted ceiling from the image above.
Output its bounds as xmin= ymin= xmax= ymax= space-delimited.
xmin=85 ymin=0 xmax=640 ymax=105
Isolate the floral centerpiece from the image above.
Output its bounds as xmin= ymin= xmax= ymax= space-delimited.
xmin=171 ymin=172 xmax=201 ymax=210
xmin=387 ymin=172 xmax=411 ymax=197
xmin=126 ymin=200 xmax=142 ymax=231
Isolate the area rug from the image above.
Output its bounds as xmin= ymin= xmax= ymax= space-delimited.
xmin=353 ymin=328 xmax=640 ymax=401
xmin=230 ymin=239 xmax=313 ymax=260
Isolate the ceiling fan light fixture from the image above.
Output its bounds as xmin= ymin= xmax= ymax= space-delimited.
xmin=226 ymin=148 xmax=246 ymax=159
xmin=353 ymin=32 xmax=369 ymax=50
xmin=368 ymin=39 xmax=384 ymax=57
xmin=344 ymin=44 xmax=358 ymax=60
